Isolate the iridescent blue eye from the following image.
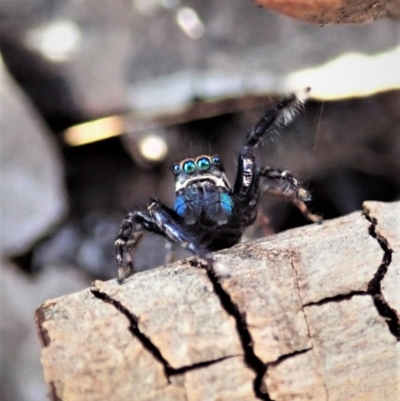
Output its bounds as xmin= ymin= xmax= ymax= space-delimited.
xmin=197 ymin=157 xmax=211 ymax=170
xmin=173 ymin=164 xmax=180 ymax=174
xmin=183 ymin=160 xmax=196 ymax=174
xmin=212 ymin=155 xmax=221 ymax=164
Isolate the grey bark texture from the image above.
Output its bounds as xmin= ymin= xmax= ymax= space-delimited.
xmin=35 ymin=201 xmax=400 ymax=401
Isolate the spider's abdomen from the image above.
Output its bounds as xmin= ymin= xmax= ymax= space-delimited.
xmin=175 ymin=185 xmax=243 ymax=251
xmin=175 ymin=183 xmax=235 ymax=226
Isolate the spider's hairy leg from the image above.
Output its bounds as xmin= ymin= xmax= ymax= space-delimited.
xmin=148 ymin=201 xmax=211 ymax=258
xmin=115 ymin=210 xmax=161 ymax=283
xmin=245 ymin=88 xmax=310 ymax=148
xmin=115 ymin=202 xmax=214 ymax=283
xmin=234 ymin=89 xmax=311 ymax=198
xmin=260 ymin=166 xmax=322 ymax=223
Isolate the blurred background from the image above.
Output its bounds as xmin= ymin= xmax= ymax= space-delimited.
xmin=0 ymin=1 xmax=399 ymax=400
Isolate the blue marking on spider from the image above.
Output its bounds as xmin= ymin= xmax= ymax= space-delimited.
xmin=174 ymin=194 xmax=186 ymax=216
xmin=220 ymin=192 xmax=234 ymax=213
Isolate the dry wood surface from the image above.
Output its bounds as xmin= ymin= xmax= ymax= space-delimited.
xmin=35 ymin=201 xmax=400 ymax=401
xmin=255 ymin=0 xmax=400 ymax=24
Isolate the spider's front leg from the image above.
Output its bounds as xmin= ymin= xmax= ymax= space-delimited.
xmin=233 ymin=90 xmax=321 ymax=228
xmin=233 ymin=90 xmax=310 ymax=199
xmin=115 ymin=210 xmax=162 ymax=283
xmin=260 ymin=167 xmax=322 ymax=223
xmin=147 ymin=201 xmax=211 ymax=261
xmin=115 ymin=201 xmax=211 ymax=283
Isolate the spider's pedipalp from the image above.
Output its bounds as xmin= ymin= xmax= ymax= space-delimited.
xmin=259 ymin=166 xmax=322 ymax=224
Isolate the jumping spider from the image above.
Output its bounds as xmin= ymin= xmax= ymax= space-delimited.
xmin=115 ymin=89 xmax=321 ymax=283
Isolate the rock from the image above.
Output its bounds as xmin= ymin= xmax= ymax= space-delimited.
xmin=0 ymin=64 xmax=67 ymax=255
xmin=0 ymin=260 xmax=88 ymax=401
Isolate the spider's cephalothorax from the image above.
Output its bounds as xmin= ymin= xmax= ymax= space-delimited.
xmin=115 ymin=89 xmax=321 ymax=282
xmin=172 ymin=155 xmax=242 ymax=251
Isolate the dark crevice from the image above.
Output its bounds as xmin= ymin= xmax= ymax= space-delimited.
xmin=363 ymin=209 xmax=400 ymax=340
xmin=168 ymin=355 xmax=237 ymax=375
xmin=262 ymin=348 xmax=312 ymax=396
xmin=303 ymin=291 xmax=367 ymax=307
xmin=267 ymin=347 xmax=311 ymax=367
xmin=90 ymin=288 xmax=234 ymax=379
xmin=300 ymin=207 xmax=400 ymax=340
xmin=90 ymin=288 xmax=172 ymax=379
xmin=192 ymin=261 xmax=272 ymax=401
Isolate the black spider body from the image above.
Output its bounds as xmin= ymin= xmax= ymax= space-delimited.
xmin=115 ymin=90 xmax=321 ymax=282
xmin=173 ymin=155 xmax=249 ymax=251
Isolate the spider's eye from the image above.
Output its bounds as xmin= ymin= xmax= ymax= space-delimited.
xmin=196 ymin=157 xmax=211 ymax=170
xmin=173 ymin=164 xmax=181 ymax=174
xmin=212 ymin=155 xmax=221 ymax=165
xmin=183 ymin=160 xmax=196 ymax=174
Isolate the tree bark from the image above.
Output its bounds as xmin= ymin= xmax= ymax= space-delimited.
xmin=255 ymin=0 xmax=400 ymax=24
xmin=35 ymin=201 xmax=400 ymax=401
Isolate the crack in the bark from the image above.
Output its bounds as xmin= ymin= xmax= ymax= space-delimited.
xmin=297 ymin=208 xmax=399 ymax=341
xmin=194 ymin=261 xmax=272 ymax=401
xmin=90 ymin=288 xmax=234 ymax=379
xmin=303 ymin=291 xmax=367 ymax=307
xmin=290 ymin=261 xmax=311 ymax=338
xmin=290 ymin=262 xmax=330 ymax=401
xmin=267 ymin=347 xmax=312 ymax=367
xmin=167 ymin=355 xmax=237 ymax=375
xmin=363 ymin=208 xmax=400 ymax=340
xmin=90 ymin=288 xmax=172 ymax=379
xmin=262 ymin=347 xmax=312 ymax=400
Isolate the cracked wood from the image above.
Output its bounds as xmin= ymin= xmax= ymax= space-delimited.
xmin=35 ymin=201 xmax=400 ymax=401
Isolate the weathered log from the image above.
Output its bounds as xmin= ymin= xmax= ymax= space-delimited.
xmin=255 ymin=0 xmax=400 ymax=25
xmin=35 ymin=201 xmax=400 ymax=401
